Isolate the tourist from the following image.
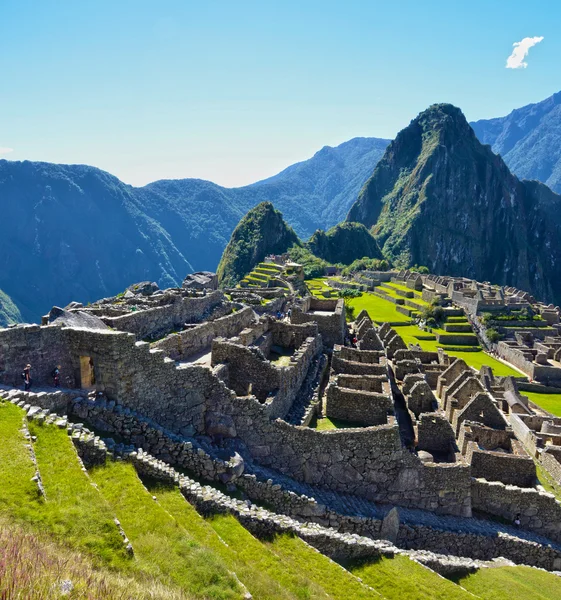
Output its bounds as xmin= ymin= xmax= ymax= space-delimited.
xmin=52 ymin=365 xmax=61 ymax=387
xmin=514 ymin=513 xmax=521 ymax=527
xmin=287 ymin=308 xmax=292 ymax=319
xmin=22 ymin=364 xmax=32 ymax=391
xmin=276 ymin=311 xmax=282 ymax=320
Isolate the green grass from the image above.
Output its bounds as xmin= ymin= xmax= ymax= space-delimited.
xmin=0 ymin=401 xmax=43 ymax=519
xmin=382 ymin=282 xmax=430 ymax=305
xmin=90 ymin=460 xmax=243 ymax=599
xmin=536 ymin=463 xmax=561 ymax=501
xmin=208 ymin=514 xmax=327 ymax=600
xmin=312 ymin=416 xmax=363 ymax=430
xmin=343 ymin=290 xmax=524 ymax=377
xmin=457 ymin=566 xmax=561 ymax=599
xmin=28 ymin=419 xmax=130 ymax=568
xmin=264 ymin=534 xmax=381 ymax=600
xmin=522 ymin=391 xmax=561 ymax=416
xmin=150 ymin=483 xmax=322 ymax=600
xmin=346 ymin=291 xmax=412 ymax=323
xmin=350 ymin=555 xmax=473 ymax=600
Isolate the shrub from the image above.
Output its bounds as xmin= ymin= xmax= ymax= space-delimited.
xmin=487 ymin=328 xmax=501 ymax=343
xmin=344 ymin=302 xmax=356 ymax=322
xmin=338 ymin=288 xmax=362 ymax=298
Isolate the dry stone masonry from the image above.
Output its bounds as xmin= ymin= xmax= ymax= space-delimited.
xmin=2 ymin=268 xmax=561 ymax=574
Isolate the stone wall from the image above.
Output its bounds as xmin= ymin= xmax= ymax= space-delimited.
xmin=325 ymin=382 xmax=393 ymax=426
xmin=151 ymin=306 xmax=256 ymax=360
xmin=101 ymin=290 xmax=225 ymax=339
xmin=466 ymin=442 xmax=536 ymax=487
xmin=215 ymin=391 xmax=471 ymax=516
xmin=472 ymin=478 xmax=561 ymax=543
xmin=211 ymin=335 xmax=322 ymax=420
xmin=291 ymin=297 xmax=345 ymax=348
xmin=497 ymin=341 xmax=561 ymax=384
xmin=417 ymin=413 xmax=457 ymax=456
xmin=541 ymin=447 xmax=561 ymax=484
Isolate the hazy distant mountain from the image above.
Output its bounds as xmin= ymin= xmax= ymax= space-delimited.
xmin=348 ymin=104 xmax=561 ymax=305
xmin=471 ymin=91 xmax=561 ymax=193
xmin=0 ymin=136 xmax=389 ymax=321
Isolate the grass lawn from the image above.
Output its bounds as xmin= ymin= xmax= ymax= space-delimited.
xmin=457 ymin=565 xmax=561 ymax=600
xmin=264 ymin=534 xmax=380 ymax=600
xmin=28 ymin=419 xmax=129 ymax=568
xmin=151 ymin=483 xmax=319 ymax=600
xmin=350 ymin=555 xmax=472 ymax=600
xmin=312 ymin=416 xmax=364 ymax=430
xmin=444 ymin=351 xmax=524 ymax=377
xmin=522 ymin=391 xmax=561 ymax=416
xmin=347 ymin=291 xmax=412 ymax=323
xmin=90 ymin=460 xmax=243 ymax=599
xmin=0 ymin=401 xmax=44 ymax=521
xmin=382 ymin=282 xmax=430 ymax=306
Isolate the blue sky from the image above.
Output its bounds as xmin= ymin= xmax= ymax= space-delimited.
xmin=1 ymin=0 xmax=559 ymax=187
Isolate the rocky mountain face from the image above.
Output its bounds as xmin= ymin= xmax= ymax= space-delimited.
xmin=307 ymin=222 xmax=382 ymax=265
xmin=216 ymin=202 xmax=300 ymax=287
xmin=471 ymin=91 xmax=561 ymax=193
xmin=347 ymin=104 xmax=561 ymax=305
xmin=0 ymin=289 xmax=21 ymax=327
xmin=0 ymin=137 xmax=388 ymax=322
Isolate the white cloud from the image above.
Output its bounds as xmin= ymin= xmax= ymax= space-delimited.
xmin=506 ymin=36 xmax=544 ymax=69
xmin=0 ymin=147 xmax=13 ymax=155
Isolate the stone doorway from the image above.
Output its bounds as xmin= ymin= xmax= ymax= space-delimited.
xmin=80 ymin=356 xmax=96 ymax=389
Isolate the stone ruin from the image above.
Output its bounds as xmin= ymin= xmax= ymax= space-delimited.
xmin=2 ymin=274 xmax=561 ymax=573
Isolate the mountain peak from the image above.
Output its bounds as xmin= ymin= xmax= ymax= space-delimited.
xmin=216 ymin=202 xmax=299 ymax=287
xmin=347 ymin=102 xmax=561 ymax=304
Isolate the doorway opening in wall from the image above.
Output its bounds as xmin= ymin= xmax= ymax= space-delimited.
xmin=80 ymin=356 xmax=95 ymax=389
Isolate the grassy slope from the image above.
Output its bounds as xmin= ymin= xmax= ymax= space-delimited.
xmin=457 ymin=566 xmax=561 ymax=600
xmin=28 ymin=421 xmax=129 ymax=567
xmin=0 ymin=516 xmax=189 ymax=600
xmin=523 ymin=391 xmax=561 ymax=417
xmin=263 ymin=534 xmax=382 ymax=600
xmin=350 ymin=555 xmax=473 ymax=600
xmin=0 ymin=402 xmax=42 ymax=519
xmin=90 ymin=460 xmax=243 ymax=600
xmin=0 ymin=402 xmax=191 ymax=599
xmin=152 ymin=483 xmax=323 ymax=600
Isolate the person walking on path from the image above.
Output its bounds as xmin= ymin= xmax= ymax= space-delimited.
xmin=22 ymin=364 xmax=32 ymax=391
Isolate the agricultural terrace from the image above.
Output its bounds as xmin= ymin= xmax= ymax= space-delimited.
xmin=307 ymin=278 xmax=524 ymax=378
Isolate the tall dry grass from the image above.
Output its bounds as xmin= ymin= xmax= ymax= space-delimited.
xmin=0 ymin=518 xmax=190 ymax=600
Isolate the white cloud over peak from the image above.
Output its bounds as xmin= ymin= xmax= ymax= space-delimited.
xmin=0 ymin=147 xmax=13 ymax=154
xmin=506 ymin=36 xmax=544 ymax=69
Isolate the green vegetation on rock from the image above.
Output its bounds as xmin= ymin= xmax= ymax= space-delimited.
xmin=307 ymin=222 xmax=383 ymax=265
xmin=217 ymin=202 xmax=300 ymax=288
xmin=347 ymin=103 xmax=561 ymax=305
xmin=0 ymin=289 xmax=22 ymax=327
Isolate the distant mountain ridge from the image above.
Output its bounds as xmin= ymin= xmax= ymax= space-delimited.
xmin=348 ymin=103 xmax=561 ymax=305
xmin=471 ymin=90 xmax=561 ymax=193
xmin=0 ymin=136 xmax=388 ymax=321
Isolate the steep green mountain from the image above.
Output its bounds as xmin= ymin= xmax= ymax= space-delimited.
xmin=471 ymin=91 xmax=561 ymax=193
xmin=217 ymin=202 xmax=300 ymax=287
xmin=307 ymin=222 xmax=383 ymax=265
xmin=347 ymin=103 xmax=561 ymax=305
xmin=0 ymin=289 xmax=21 ymax=327
xmin=0 ymin=138 xmax=388 ymax=322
